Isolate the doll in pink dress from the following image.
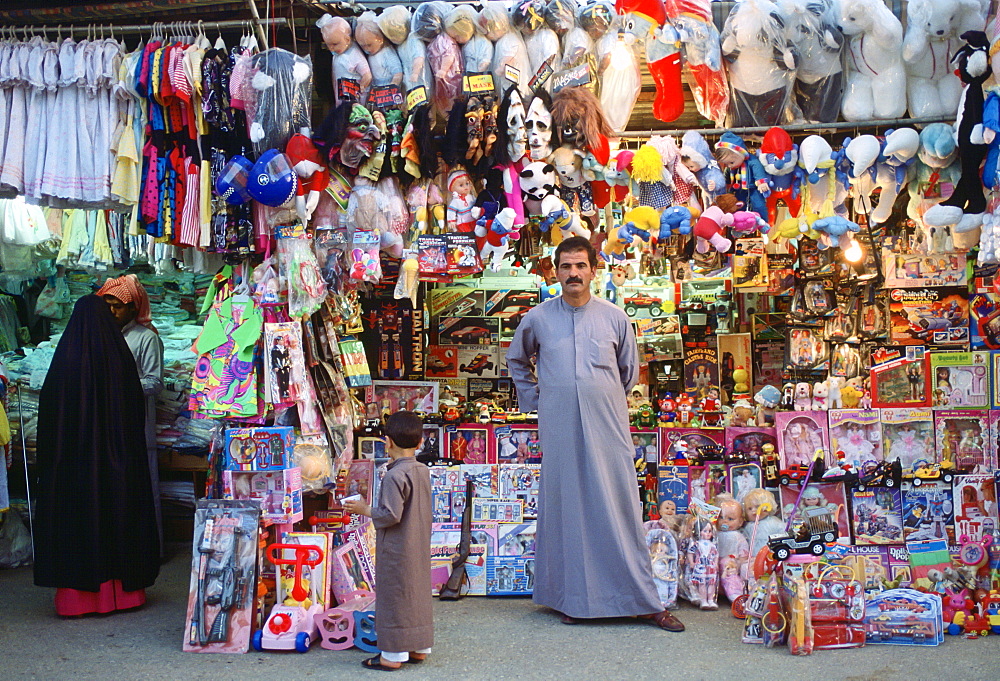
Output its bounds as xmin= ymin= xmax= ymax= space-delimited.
xmin=466 ymin=431 xmax=487 ymax=464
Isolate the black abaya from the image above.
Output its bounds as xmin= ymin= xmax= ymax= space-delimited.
xmin=33 ymin=295 xmax=160 ymax=593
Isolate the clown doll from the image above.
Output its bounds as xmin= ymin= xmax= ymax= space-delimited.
xmin=758 ymin=126 xmax=804 ymax=225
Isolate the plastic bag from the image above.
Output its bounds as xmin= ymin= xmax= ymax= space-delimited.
xmin=478 ymin=1 xmax=512 ymax=42
xmin=560 ymin=26 xmax=593 ymax=69
xmin=544 ymin=0 xmax=578 ymax=36
xmin=35 ymin=280 xmax=65 ymax=319
xmin=411 ymin=1 xmax=451 ymax=42
xmin=400 ymin=33 xmax=432 ymax=95
xmin=444 ymin=5 xmax=478 ymax=44
xmin=673 ymin=1 xmax=729 ymax=125
xmin=356 ymin=12 xmax=404 ymax=89
xmin=524 ymin=27 xmax=560 ymax=86
xmin=780 ymin=0 xmax=843 ymax=123
xmin=463 ymin=33 xmax=494 ymax=74
xmin=249 ymin=49 xmax=313 ymax=154
xmin=377 ymin=176 xmax=413 ymax=239
xmin=492 ymin=31 xmax=533 ymax=97
xmin=720 ymin=0 xmax=798 ymax=127
xmin=577 ymin=1 xmax=615 ymax=41
xmin=277 ymin=237 xmax=327 ymax=319
xmin=377 ymin=5 xmax=411 ymax=45
xmin=0 ymin=510 xmax=33 ymax=569
xmin=511 ymin=0 xmax=547 ymax=35
xmin=599 ymin=34 xmax=641 ymax=131
xmin=428 ymin=33 xmax=464 ymax=118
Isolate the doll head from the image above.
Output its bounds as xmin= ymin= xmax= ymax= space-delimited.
xmin=658 ymin=499 xmax=676 ymax=518
xmin=448 ymin=170 xmax=474 ymax=198
xmin=714 ymin=132 xmax=750 ymax=170
xmin=800 ymin=485 xmax=825 ymax=507
xmin=698 ymin=519 xmax=716 ymax=540
xmin=355 ymin=12 xmax=387 ymax=55
xmin=524 ymin=89 xmax=554 ymax=161
xmin=718 ymin=499 xmax=745 ymax=532
xmin=743 ymin=488 xmax=776 ymax=521
xmin=317 ymin=14 xmax=354 ymax=54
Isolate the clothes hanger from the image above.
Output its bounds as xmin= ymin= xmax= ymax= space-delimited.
xmin=214 ymin=22 xmax=225 ymax=50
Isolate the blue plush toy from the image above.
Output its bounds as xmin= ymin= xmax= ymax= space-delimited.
xmin=657 ymin=206 xmax=694 ymax=241
xmin=812 ymin=215 xmax=860 ymax=250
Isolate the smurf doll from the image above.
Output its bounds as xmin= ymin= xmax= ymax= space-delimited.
xmin=446 ymin=169 xmax=481 ymax=232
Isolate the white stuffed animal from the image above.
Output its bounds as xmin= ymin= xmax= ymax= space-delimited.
xmin=903 ymin=0 xmax=987 ymax=118
xmin=476 ymin=207 xmax=518 ymax=271
xmin=846 ymin=130 xmax=919 ymax=225
xmin=827 ymin=376 xmax=844 ymax=410
xmin=778 ymin=0 xmax=844 ymax=123
xmin=811 ymin=380 xmax=829 ymax=411
xmin=839 ymin=0 xmax=906 ymax=120
xmin=720 ymin=0 xmax=799 ymax=127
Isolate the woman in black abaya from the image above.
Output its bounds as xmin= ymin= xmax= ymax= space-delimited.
xmin=34 ymin=295 xmax=160 ymax=615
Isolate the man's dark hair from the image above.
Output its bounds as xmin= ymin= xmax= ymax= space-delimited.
xmin=554 ymin=236 xmax=597 ymax=268
xmin=385 ymin=410 xmax=424 ymax=449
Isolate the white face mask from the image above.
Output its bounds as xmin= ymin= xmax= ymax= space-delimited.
xmin=525 ymin=96 xmax=552 ymax=161
xmin=506 ymin=91 xmax=527 ymax=162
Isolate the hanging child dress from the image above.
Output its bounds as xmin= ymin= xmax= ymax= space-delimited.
xmin=0 ymin=38 xmax=30 ymax=195
xmin=22 ymin=37 xmax=57 ymax=201
xmin=40 ymin=38 xmax=83 ymax=202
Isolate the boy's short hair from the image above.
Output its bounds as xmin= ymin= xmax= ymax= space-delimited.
xmin=386 ymin=411 xmax=424 ymax=449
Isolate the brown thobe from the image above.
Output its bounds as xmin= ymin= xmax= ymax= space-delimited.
xmin=371 ymin=456 xmax=434 ymax=653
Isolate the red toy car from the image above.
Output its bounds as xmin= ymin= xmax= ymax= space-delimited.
xmin=623 ymin=295 xmax=663 ymax=317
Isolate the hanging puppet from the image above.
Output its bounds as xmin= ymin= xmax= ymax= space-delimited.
xmin=758 ymin=126 xmax=804 ymax=225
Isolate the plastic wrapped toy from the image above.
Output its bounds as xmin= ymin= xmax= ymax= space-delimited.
xmin=903 ymin=0 xmax=986 ymax=118
xmin=798 ymin=135 xmax=836 ymax=216
xmin=377 ymin=5 xmax=411 ymax=46
xmin=908 ymin=123 xmax=960 ymax=246
xmin=400 ymin=33 xmax=432 ymax=101
xmin=445 ymin=5 xmax=479 ymax=44
xmin=480 ymin=0 xmax=513 ymax=41
xmin=717 ymin=497 xmax=750 ymax=603
xmin=685 ymin=515 xmax=719 ymax=610
xmin=490 ymin=10 xmax=534 ymax=97
xmin=411 ymin=2 xmax=451 ymax=42
xmin=463 ymin=29 xmax=495 ymax=75
xmin=517 ymin=5 xmax=562 ymax=90
xmin=249 ymin=49 xmax=313 ymax=153
xmin=777 ymin=0 xmax=843 ymax=123
xmin=597 ymin=21 xmax=640 ymax=130
xmin=618 ymin=0 xmax=684 ymax=122
xmin=318 ymin=14 xmax=372 ymax=107
xmin=839 ymin=0 xmax=906 ymax=120
xmin=672 ymin=0 xmax=729 ymax=125
xmin=428 ymin=32 xmax=464 ymax=119
xmin=742 ymin=488 xmax=784 ymax=558
xmin=355 ymin=12 xmax=404 ymax=91
xmin=720 ymin=0 xmax=798 ymax=127
xmin=278 ymin=237 xmax=327 ymax=319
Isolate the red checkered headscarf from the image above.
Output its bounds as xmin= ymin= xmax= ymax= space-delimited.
xmin=96 ymin=274 xmax=157 ymax=333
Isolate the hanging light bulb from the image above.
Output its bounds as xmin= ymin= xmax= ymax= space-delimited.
xmin=843 ymin=239 xmax=863 ymax=263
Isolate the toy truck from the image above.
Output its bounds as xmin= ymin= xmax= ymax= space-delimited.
xmin=767 ymin=507 xmax=838 ymax=560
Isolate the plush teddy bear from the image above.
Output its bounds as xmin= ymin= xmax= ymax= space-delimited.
xmin=838 ymin=0 xmax=906 ymax=120
xmin=777 ymin=0 xmax=844 ymax=123
xmin=720 ymin=0 xmax=798 ymax=127
xmin=903 ymin=0 xmax=987 ymax=118
xmin=924 ymin=31 xmax=993 ymax=243
xmin=811 ymin=379 xmax=829 ymax=410
xmin=793 ymin=382 xmax=812 ymax=411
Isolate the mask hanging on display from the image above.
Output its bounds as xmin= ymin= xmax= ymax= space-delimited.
xmin=524 ymin=90 xmax=554 ymax=161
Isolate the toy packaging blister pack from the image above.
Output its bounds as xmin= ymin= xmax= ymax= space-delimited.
xmin=487 ymin=522 xmax=536 ymax=595
xmin=928 ymin=351 xmax=990 ymax=409
xmin=828 ymin=410 xmax=882 ymax=469
xmin=870 ymin=345 xmax=930 ymax=408
xmin=224 ymin=427 xmax=295 ymax=471
xmin=850 ymin=488 xmax=904 ymax=545
xmin=864 ymin=588 xmax=943 ymax=645
xmin=221 ymin=468 xmax=303 ymax=525
xmin=775 ymin=410 xmax=830 ymax=469
xmin=183 ymin=500 xmax=261 ymax=653
xmin=934 ymin=410 xmax=990 ymax=472
xmin=902 ymin=480 xmax=956 ymax=543
xmin=952 ymin=474 xmax=998 ymax=542
xmin=881 ymin=408 xmax=935 ymax=474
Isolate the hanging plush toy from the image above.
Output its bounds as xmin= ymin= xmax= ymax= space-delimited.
xmin=476 ymin=207 xmax=519 ymax=270
xmin=838 ymin=0 xmax=906 ymax=120
xmin=520 ymin=161 xmax=592 ymax=241
xmin=719 ymin=0 xmax=798 ymax=127
xmin=758 ymin=127 xmax=804 ymax=225
xmin=680 ymin=130 xmax=727 ymax=206
xmin=286 ymin=133 xmax=330 ymax=224
xmin=317 ymin=14 xmax=372 ymax=107
xmin=631 ymin=143 xmax=673 ymax=209
xmin=907 ymin=123 xmax=960 ymax=250
xmin=650 ymin=135 xmax=698 ymax=212
xmin=903 ymin=0 xmax=986 ymax=118
xmin=924 ymin=31 xmax=993 ymax=239
xmin=714 ymin=132 xmax=769 ymax=217
xmin=602 ymin=222 xmax=650 ymax=260
xmin=617 ymin=0 xmax=684 ymax=122
xmin=592 ymin=149 xmax=634 ymax=209
xmin=798 ymin=135 xmax=837 ymax=216
xmin=778 ymin=0 xmax=843 ymax=124
xmin=671 ymin=0 xmax=729 ymax=125
xmin=692 ymin=194 xmax=739 ymax=253
xmin=812 ymin=215 xmax=860 ymax=250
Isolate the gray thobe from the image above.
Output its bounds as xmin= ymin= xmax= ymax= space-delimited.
xmin=371 ymin=456 xmax=434 ymax=653
xmin=123 ymin=321 xmax=164 ymax=548
xmin=506 ymin=296 xmax=662 ymax=618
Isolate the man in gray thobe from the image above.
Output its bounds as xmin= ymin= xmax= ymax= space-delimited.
xmin=506 ymin=236 xmax=684 ymax=631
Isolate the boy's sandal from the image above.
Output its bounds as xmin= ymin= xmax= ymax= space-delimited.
xmin=362 ymin=655 xmax=400 ymax=671
xmin=403 ymin=656 xmax=424 ymax=664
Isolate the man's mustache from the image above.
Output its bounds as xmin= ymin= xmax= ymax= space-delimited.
xmin=566 ymin=277 xmax=583 ymax=284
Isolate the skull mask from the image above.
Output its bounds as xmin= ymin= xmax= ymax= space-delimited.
xmin=505 ymin=89 xmax=528 ymax=162
xmin=525 ymin=92 xmax=553 ymax=161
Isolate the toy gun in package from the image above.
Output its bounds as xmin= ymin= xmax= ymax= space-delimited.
xmin=205 ymin=521 xmax=250 ymax=643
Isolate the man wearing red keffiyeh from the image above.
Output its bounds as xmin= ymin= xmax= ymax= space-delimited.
xmin=97 ymin=274 xmax=165 ymax=552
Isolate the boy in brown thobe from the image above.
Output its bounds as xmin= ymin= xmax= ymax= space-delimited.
xmin=345 ymin=411 xmax=434 ymax=670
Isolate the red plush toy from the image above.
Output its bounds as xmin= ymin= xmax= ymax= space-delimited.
xmin=692 ymin=193 xmax=742 ymax=253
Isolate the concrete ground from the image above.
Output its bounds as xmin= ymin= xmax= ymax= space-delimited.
xmin=1 ymin=545 xmax=998 ymax=681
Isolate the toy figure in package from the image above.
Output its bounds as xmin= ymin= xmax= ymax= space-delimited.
xmin=828 ymin=410 xmax=882 ymax=469
xmin=224 ymin=427 xmax=294 ymax=471
xmin=952 ymin=475 xmax=998 ymax=542
xmin=487 ymin=522 xmax=536 ymax=595
xmin=887 ymin=287 xmax=969 ymax=347
xmin=902 ymin=481 xmax=955 ymax=543
xmin=870 ymin=345 xmax=930 ymax=408
xmin=928 ymin=351 xmax=990 ymax=409
xmin=775 ymin=411 xmax=830 ymax=468
xmin=657 ymin=465 xmax=690 ymax=514
xmin=935 ymin=411 xmax=990 ymax=473
xmin=882 ymin=408 xmax=935 ymax=474
xmin=851 ymin=488 xmax=904 ymax=545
